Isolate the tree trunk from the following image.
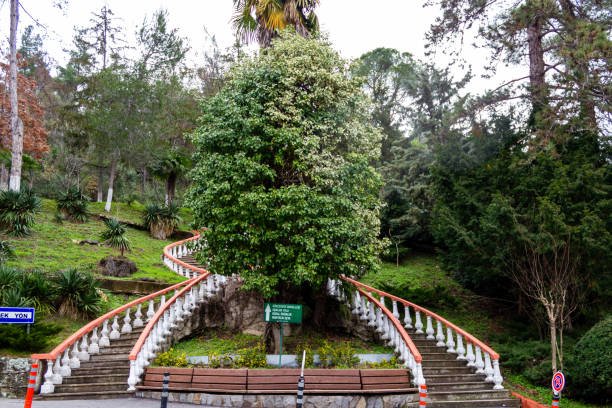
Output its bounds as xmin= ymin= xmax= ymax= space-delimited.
xmin=312 ymin=286 xmax=329 ymax=329
xmin=264 ymin=322 xmax=281 ymax=354
xmin=8 ymin=0 xmax=21 ymax=192
xmin=166 ymin=173 xmax=176 ymax=205
xmin=97 ymin=166 xmax=104 ymax=202
xmin=549 ymin=313 xmax=558 ymax=373
xmin=105 ymin=156 xmax=118 ymax=212
xmin=28 ymin=167 xmax=33 ymax=189
xmin=141 ymin=166 xmax=147 ymax=196
xmin=526 ymin=7 xmax=546 ymax=112
xmin=0 ymin=164 xmax=8 ymax=191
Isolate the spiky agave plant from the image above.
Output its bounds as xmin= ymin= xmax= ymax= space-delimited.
xmin=53 ymin=269 xmax=101 ymax=319
xmin=0 ymin=189 xmax=41 ymax=236
xmin=101 ymin=218 xmax=131 ymax=256
xmin=0 ymin=240 xmax=15 ymax=264
xmin=56 ymin=186 xmax=90 ymax=222
xmin=142 ymin=203 xmax=181 ymax=240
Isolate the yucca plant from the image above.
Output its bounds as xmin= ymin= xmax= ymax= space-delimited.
xmin=2 ymin=286 xmax=34 ymax=308
xmin=53 ymin=269 xmax=101 ymax=319
xmin=56 ymin=186 xmax=90 ymax=222
xmin=0 ymin=240 xmax=15 ymax=264
xmin=143 ymin=203 xmax=182 ymax=239
xmin=0 ymin=189 xmax=41 ymax=236
xmin=0 ymin=265 xmax=19 ymax=304
xmin=101 ymin=218 xmax=131 ymax=256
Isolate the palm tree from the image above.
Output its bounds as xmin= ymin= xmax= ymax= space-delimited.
xmin=147 ymin=151 xmax=190 ymax=206
xmin=232 ymin=0 xmax=320 ymax=47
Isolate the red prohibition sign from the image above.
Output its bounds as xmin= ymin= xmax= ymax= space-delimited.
xmin=552 ymin=371 xmax=565 ymax=393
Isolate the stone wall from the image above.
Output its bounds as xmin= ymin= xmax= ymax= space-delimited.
xmin=136 ymin=390 xmax=419 ymax=408
xmin=0 ymin=357 xmax=38 ymax=398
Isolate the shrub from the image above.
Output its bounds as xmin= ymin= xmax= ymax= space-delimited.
xmin=19 ymin=270 xmax=55 ymax=316
xmin=101 ymin=218 xmax=131 ymax=256
xmin=0 ymin=240 xmax=15 ymax=263
xmin=0 ymin=189 xmax=41 ymax=236
xmin=0 ymin=322 xmax=62 ymax=352
xmin=56 ymin=187 xmax=90 ymax=222
xmin=234 ymin=343 xmax=267 ymax=368
xmin=154 ymin=348 xmax=189 ymax=367
xmin=315 ymin=340 xmax=359 ymax=368
xmin=0 ymin=265 xmax=19 ymax=304
xmin=566 ymin=316 xmax=612 ymax=403
xmin=53 ymin=269 xmax=101 ymax=319
xmin=363 ymin=356 xmax=401 ymax=369
xmin=297 ymin=343 xmax=315 ymax=368
xmin=143 ymin=203 xmax=181 ymax=239
xmin=2 ymin=286 xmax=34 ymax=307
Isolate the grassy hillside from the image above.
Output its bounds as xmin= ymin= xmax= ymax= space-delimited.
xmin=2 ymin=199 xmax=189 ymax=284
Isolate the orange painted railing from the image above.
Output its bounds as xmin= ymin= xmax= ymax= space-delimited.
xmin=344 ymin=277 xmax=499 ymax=360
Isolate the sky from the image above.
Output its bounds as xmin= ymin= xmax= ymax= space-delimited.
xmin=0 ymin=0 xmax=525 ymax=95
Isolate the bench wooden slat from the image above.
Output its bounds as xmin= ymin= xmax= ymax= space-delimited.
xmin=189 ymin=384 xmax=246 ymax=391
xmin=247 ymin=376 xmax=298 ymax=385
xmin=305 ymin=383 xmax=362 ymax=390
xmin=146 ymin=367 xmax=193 ymax=375
xmin=304 ymin=369 xmax=360 ymax=376
xmin=193 ymin=368 xmax=247 ymax=376
xmin=145 ymin=374 xmax=192 ymax=383
xmin=361 ymin=375 xmax=410 ymax=385
xmin=248 ymin=383 xmax=296 ymax=390
xmin=248 ymin=369 xmax=299 ymax=376
xmin=143 ymin=381 xmax=195 ymax=388
xmin=360 ymin=369 xmax=409 ymax=377
xmin=193 ymin=375 xmax=246 ymax=385
xmin=362 ymin=384 xmax=412 ymax=390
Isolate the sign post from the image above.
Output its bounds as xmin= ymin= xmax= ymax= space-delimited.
xmin=551 ymin=371 xmax=565 ymax=408
xmin=264 ymin=303 xmax=302 ymax=367
xmin=0 ymin=307 xmax=35 ymax=335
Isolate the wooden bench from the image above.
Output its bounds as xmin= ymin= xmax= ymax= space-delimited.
xmin=248 ymin=369 xmax=361 ymax=392
xmin=191 ymin=368 xmax=247 ymax=391
xmin=142 ymin=367 xmax=193 ymax=390
xmin=137 ymin=367 xmax=413 ymax=394
xmin=360 ymin=369 xmax=411 ymax=391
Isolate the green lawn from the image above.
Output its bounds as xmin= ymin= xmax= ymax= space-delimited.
xmin=2 ymin=199 xmax=187 ymax=283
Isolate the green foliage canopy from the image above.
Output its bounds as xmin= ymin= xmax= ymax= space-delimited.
xmin=187 ymin=32 xmax=385 ymax=298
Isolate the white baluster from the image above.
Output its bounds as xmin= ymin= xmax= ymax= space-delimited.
xmin=122 ymin=308 xmax=132 ymax=334
xmin=435 ymin=320 xmax=445 ymax=346
xmin=475 ymin=345 xmax=485 ymax=374
xmin=492 ymin=359 xmax=504 ymax=389
xmin=353 ymin=291 xmax=361 ymax=314
xmin=426 ymin=315 xmax=435 ymax=339
xmin=60 ymin=349 xmax=71 ymax=377
xmin=484 ymin=352 xmax=494 ymax=382
xmin=403 ymin=306 xmax=412 ymax=328
xmin=456 ymin=333 xmax=466 ymax=360
xmin=69 ymin=343 xmax=80 ymax=368
xmin=88 ymin=327 xmax=100 ymax=354
xmin=198 ymin=281 xmax=206 ymax=301
xmin=446 ymin=327 xmax=456 ymax=353
xmin=160 ymin=294 xmax=166 ymax=307
xmin=110 ymin=315 xmax=121 ymax=339
xmin=367 ymin=302 xmax=376 ymax=327
xmin=465 ymin=342 xmax=476 ymax=367
xmin=147 ymin=300 xmax=155 ymax=322
xmin=133 ymin=304 xmax=144 ymax=328
xmin=127 ymin=360 xmax=138 ymax=391
xmin=392 ymin=301 xmax=400 ymax=319
xmin=40 ymin=360 xmax=55 ymax=394
xmin=381 ymin=315 xmax=389 ymax=339
xmin=78 ymin=334 xmax=90 ymax=361
xmin=52 ymin=358 xmax=63 ymax=384
xmin=414 ymin=311 xmax=423 ymax=334
xmin=360 ymin=298 xmax=368 ymax=320
xmin=375 ymin=307 xmax=383 ymax=333
xmin=416 ymin=363 xmax=426 ymax=386
xmin=99 ymin=320 xmax=110 ymax=347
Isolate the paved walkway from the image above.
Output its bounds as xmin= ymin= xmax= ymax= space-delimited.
xmin=0 ymin=399 xmax=195 ymax=408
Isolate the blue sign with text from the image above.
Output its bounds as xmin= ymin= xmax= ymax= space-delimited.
xmin=0 ymin=307 xmax=35 ymax=324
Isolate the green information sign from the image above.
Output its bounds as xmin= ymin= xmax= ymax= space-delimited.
xmin=264 ymin=303 xmax=302 ymax=324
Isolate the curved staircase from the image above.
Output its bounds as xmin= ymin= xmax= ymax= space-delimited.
xmin=28 ymin=231 xmax=519 ymax=407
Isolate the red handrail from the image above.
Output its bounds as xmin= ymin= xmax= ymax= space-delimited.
xmin=163 ymin=231 xmax=208 ymax=274
xmin=129 ymin=272 xmax=209 ymax=360
xmin=356 ymin=287 xmax=422 ymax=363
xmin=31 ymin=279 xmax=191 ymax=361
xmin=343 ymin=276 xmax=499 ymax=360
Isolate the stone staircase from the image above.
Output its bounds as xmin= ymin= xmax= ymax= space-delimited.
xmin=35 ymin=328 xmax=144 ymax=400
xmin=408 ymin=330 xmax=519 ymax=408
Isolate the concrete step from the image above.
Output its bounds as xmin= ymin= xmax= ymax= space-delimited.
xmin=35 ymin=390 xmax=135 ymax=400
xmin=70 ymin=367 xmax=130 ymax=376
xmin=425 ymin=373 xmax=487 ymax=384
xmin=421 ymin=352 xmax=461 ymax=361
xmin=422 ymin=359 xmax=470 ymax=368
xmin=90 ymin=353 xmax=129 ymax=361
xmin=427 ymin=382 xmax=494 ymax=392
xmin=79 ymin=358 xmax=130 ymax=369
xmin=105 ymin=337 xmax=141 ymax=347
xmin=97 ymin=344 xmax=133 ymax=354
xmin=407 ymin=398 xmax=520 ymax=408
xmin=53 ymin=381 xmax=127 ymax=393
xmin=428 ymin=389 xmax=512 ymax=402
xmin=423 ymin=366 xmax=475 ymax=375
xmin=417 ymin=345 xmax=450 ymax=353
xmin=62 ymin=374 xmax=128 ymax=384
